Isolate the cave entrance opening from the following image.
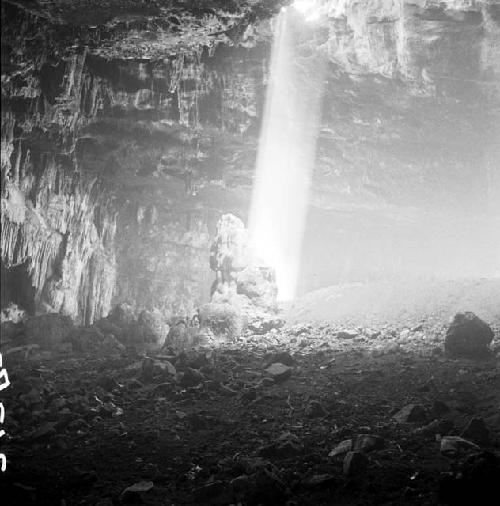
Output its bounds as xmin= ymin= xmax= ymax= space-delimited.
xmin=1 ymin=260 xmax=36 ymax=317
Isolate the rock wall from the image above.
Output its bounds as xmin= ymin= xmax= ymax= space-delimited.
xmin=113 ymin=202 xmax=213 ymax=319
xmin=1 ymin=141 xmax=116 ymax=324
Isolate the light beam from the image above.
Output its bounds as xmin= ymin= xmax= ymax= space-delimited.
xmin=249 ymin=8 xmax=324 ymax=301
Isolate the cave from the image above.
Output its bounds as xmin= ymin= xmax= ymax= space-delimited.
xmin=1 ymin=1 xmax=500 ymax=505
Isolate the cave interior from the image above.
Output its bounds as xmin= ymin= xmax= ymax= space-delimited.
xmin=1 ymin=1 xmax=500 ymax=505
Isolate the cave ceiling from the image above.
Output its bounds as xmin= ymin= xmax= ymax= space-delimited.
xmin=2 ymin=0 xmax=500 ymax=222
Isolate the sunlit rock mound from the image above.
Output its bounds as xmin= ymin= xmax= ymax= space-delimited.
xmin=284 ymin=277 xmax=500 ymax=329
xmin=200 ymin=213 xmax=280 ymax=340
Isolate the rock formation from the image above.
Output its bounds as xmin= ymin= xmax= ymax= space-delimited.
xmin=445 ymin=311 xmax=495 ymax=357
xmin=200 ymin=213 xmax=278 ymax=337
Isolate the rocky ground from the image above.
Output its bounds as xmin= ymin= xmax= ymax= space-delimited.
xmin=1 ymin=280 xmax=500 ymax=506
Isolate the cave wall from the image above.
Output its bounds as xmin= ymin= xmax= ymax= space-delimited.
xmin=1 ymin=0 xmax=499 ymax=319
xmin=1 ymin=1 xmax=265 ymax=322
xmin=113 ymin=201 xmax=213 ymax=319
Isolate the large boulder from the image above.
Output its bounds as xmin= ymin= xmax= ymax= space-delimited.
xmin=24 ymin=313 xmax=74 ymax=348
xmin=137 ymin=309 xmax=168 ymax=347
xmin=107 ymin=302 xmax=136 ymax=327
xmin=444 ymin=312 xmax=494 ymax=357
xmin=199 ymin=302 xmax=247 ymax=341
xmin=208 ymin=214 xmax=278 ymax=339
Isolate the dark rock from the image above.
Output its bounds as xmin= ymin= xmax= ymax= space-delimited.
xmin=343 ymin=451 xmax=368 ymax=477
xmin=259 ymin=432 xmax=302 ymax=459
xmin=141 ymin=357 xmax=155 ymax=381
xmin=69 ymin=326 xmax=106 ymax=353
xmin=393 ymin=404 xmax=427 ymax=424
xmin=191 ymin=481 xmax=231 ymax=504
xmin=180 ymin=367 xmax=205 ymax=387
xmin=353 ymin=434 xmax=386 ymax=453
xmin=239 ymin=387 xmax=257 ymax=403
xmin=445 ymin=312 xmax=494 ymax=357
xmin=27 ymin=421 xmax=56 ymax=440
xmin=231 ymin=468 xmax=287 ymax=505
xmin=24 ymin=314 xmax=74 ymax=348
xmin=265 ymin=351 xmax=295 ymax=367
xmin=460 ymin=417 xmax=490 ymax=446
xmin=138 ymin=309 xmax=167 ymax=348
xmin=432 ymin=400 xmax=451 ymax=417
xmin=439 ymin=452 xmax=500 ymax=505
xmin=305 ymin=400 xmax=328 ymax=418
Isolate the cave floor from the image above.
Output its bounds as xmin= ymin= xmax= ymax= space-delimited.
xmin=2 ymin=318 xmax=500 ymax=506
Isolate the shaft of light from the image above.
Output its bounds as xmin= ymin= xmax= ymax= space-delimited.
xmin=249 ymin=8 xmax=323 ymax=301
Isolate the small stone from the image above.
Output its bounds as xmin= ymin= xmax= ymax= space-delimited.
xmin=27 ymin=422 xmax=56 ymax=440
xmin=305 ymin=400 xmax=328 ymax=418
xmin=261 ymin=377 xmax=275 ymax=387
xmin=413 ymin=419 xmax=454 ymax=437
xmin=97 ymin=376 xmax=120 ymax=391
xmin=265 ymin=351 xmax=295 ymax=367
xmin=336 ymin=329 xmax=359 ymax=339
xmin=328 ymin=439 xmax=353 ymax=458
xmin=432 ymin=400 xmax=451 ymax=417
xmin=445 ymin=312 xmax=494 ymax=357
xmin=191 ymin=481 xmax=230 ymax=504
xmin=95 ymin=500 xmax=113 ymax=506
xmin=180 ymin=367 xmax=205 ymax=387
xmin=239 ymin=387 xmax=257 ymax=403
xmin=440 ymin=436 xmax=480 ymax=458
xmin=301 ymin=474 xmax=337 ymax=490
xmin=121 ymin=481 xmax=154 ymax=502
xmin=259 ymin=432 xmax=302 ymax=459
xmin=265 ymin=363 xmax=292 ymax=382
xmin=393 ymin=404 xmax=427 ymax=424
xmin=141 ymin=357 xmax=155 ymax=381
xmin=343 ymin=451 xmax=368 ymax=477
xmin=353 ymin=434 xmax=385 ymax=453
xmin=460 ymin=417 xmax=490 ymax=445
xmin=66 ymin=418 xmax=89 ymax=431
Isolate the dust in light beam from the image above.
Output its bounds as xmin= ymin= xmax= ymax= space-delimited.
xmin=249 ymin=5 xmax=324 ymax=301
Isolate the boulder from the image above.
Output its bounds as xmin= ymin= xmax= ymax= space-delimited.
xmin=393 ymin=404 xmax=427 ymax=424
xmin=440 ymin=436 xmax=480 ymax=457
xmin=353 ymin=434 xmax=386 ymax=453
xmin=343 ymin=451 xmax=368 ymax=477
xmin=107 ymin=302 xmax=135 ymax=327
xmin=460 ymin=417 xmax=490 ymax=446
xmin=265 ymin=363 xmax=292 ymax=382
xmin=24 ymin=313 xmax=74 ymax=348
xmin=445 ymin=312 xmax=494 ymax=357
xmin=199 ymin=302 xmax=246 ymax=340
xmin=69 ymin=327 xmax=105 ymax=353
xmin=138 ymin=309 xmax=167 ymax=347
